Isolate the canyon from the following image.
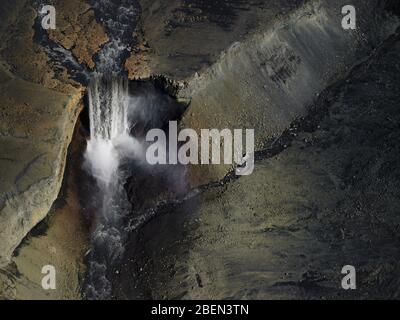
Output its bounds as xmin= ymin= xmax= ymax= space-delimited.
xmin=1 ymin=0 xmax=400 ymax=300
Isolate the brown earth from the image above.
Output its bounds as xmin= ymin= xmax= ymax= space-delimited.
xmin=1 ymin=0 xmax=400 ymax=301
xmin=0 ymin=0 xmax=104 ymax=298
xmin=0 ymin=123 xmax=89 ymax=300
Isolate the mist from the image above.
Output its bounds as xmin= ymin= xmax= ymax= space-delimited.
xmin=82 ymin=76 xmax=188 ymax=299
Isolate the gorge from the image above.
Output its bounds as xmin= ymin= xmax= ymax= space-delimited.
xmin=1 ymin=0 xmax=400 ymax=300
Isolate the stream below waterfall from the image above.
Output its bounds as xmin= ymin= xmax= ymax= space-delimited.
xmin=81 ymin=0 xmax=141 ymax=300
xmin=34 ymin=0 xmax=180 ymax=299
xmin=2 ymin=0 xmax=400 ymax=302
xmin=83 ymin=76 xmax=133 ymax=299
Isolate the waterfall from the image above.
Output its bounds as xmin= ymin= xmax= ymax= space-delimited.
xmin=83 ymin=76 xmax=133 ymax=299
xmin=85 ymin=76 xmax=129 ymax=186
xmin=81 ymin=0 xmax=142 ymax=300
xmin=34 ymin=0 xmax=143 ymax=300
xmin=88 ymin=76 xmax=129 ymax=141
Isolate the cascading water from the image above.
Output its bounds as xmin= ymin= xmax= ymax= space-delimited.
xmin=82 ymin=0 xmax=141 ymax=300
xmin=88 ymin=77 xmax=129 ymax=142
xmin=33 ymin=0 xmax=187 ymax=300
xmin=83 ymin=76 xmax=188 ymax=299
xmin=83 ymin=76 xmax=133 ymax=299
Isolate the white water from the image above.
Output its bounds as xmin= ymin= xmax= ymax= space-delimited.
xmin=84 ymin=76 xmax=136 ymax=299
xmin=81 ymin=0 xmax=142 ymax=300
xmin=83 ymin=74 xmax=188 ymax=299
xmin=89 ymin=77 xmax=129 ymax=141
xmin=86 ymin=76 xmax=129 ymax=187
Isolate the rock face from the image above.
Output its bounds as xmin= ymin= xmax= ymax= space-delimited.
xmin=0 ymin=0 xmax=74 ymax=92
xmin=0 ymin=64 xmax=82 ymax=266
xmin=178 ymin=0 xmax=398 ymax=186
xmin=127 ymin=0 xmax=399 ymax=187
xmin=0 ymin=0 xmax=106 ymax=267
xmin=0 ymin=0 xmax=399 ymax=300
xmin=130 ymin=0 xmax=307 ymax=79
xmin=47 ymin=0 xmax=109 ymax=69
xmin=0 ymin=123 xmax=89 ymax=300
xmin=119 ymin=24 xmax=400 ymax=300
xmin=114 ymin=0 xmax=400 ymax=300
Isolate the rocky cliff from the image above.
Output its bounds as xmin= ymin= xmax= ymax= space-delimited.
xmin=0 ymin=0 xmax=399 ymax=300
xmin=0 ymin=0 xmax=105 ymax=267
xmin=118 ymin=12 xmax=400 ymax=300
xmin=124 ymin=0 xmax=398 ymax=186
xmin=177 ymin=0 xmax=398 ymax=185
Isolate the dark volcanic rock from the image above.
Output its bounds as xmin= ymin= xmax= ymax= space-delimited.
xmin=116 ymin=25 xmax=400 ymax=300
